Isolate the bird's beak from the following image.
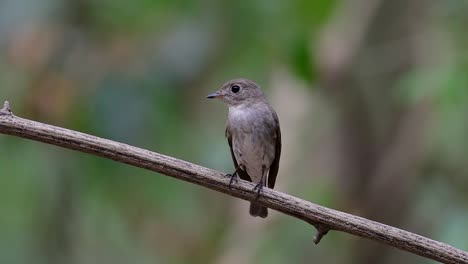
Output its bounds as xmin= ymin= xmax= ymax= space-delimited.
xmin=206 ymin=91 xmax=222 ymax=99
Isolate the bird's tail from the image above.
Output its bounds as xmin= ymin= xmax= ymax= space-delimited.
xmin=249 ymin=202 xmax=268 ymax=218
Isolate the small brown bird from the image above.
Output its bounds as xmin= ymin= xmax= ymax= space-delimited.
xmin=207 ymin=78 xmax=281 ymax=218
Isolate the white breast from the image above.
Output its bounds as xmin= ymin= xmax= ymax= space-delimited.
xmin=228 ymin=105 xmax=253 ymax=123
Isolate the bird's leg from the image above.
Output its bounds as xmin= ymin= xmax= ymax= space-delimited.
xmin=253 ymin=182 xmax=263 ymax=199
xmin=226 ymin=165 xmax=241 ymax=188
xmin=253 ymin=165 xmax=267 ymax=199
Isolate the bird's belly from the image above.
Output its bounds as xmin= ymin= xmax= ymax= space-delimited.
xmin=233 ymin=134 xmax=274 ymax=183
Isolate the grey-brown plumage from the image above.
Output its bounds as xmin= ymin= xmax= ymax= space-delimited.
xmin=207 ymin=78 xmax=281 ymax=218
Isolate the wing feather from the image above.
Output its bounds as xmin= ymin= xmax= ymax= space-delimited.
xmin=267 ymin=112 xmax=281 ymax=189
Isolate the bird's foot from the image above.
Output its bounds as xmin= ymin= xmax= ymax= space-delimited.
xmin=225 ymin=172 xmax=238 ymax=188
xmin=253 ymin=182 xmax=264 ymax=200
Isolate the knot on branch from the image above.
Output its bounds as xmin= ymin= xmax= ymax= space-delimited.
xmin=0 ymin=101 xmax=12 ymax=116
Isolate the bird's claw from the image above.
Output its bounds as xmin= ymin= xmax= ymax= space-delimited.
xmin=253 ymin=182 xmax=264 ymax=200
xmin=226 ymin=172 xmax=238 ymax=188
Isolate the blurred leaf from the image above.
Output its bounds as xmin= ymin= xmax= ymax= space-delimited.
xmin=290 ymin=35 xmax=316 ymax=84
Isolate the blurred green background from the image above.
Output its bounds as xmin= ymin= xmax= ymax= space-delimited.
xmin=1 ymin=0 xmax=468 ymax=263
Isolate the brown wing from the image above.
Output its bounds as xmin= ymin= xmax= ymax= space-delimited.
xmin=267 ymin=112 xmax=281 ymax=189
xmin=226 ymin=127 xmax=252 ymax=182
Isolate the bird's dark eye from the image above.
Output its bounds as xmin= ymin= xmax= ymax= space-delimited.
xmin=231 ymin=85 xmax=241 ymax=93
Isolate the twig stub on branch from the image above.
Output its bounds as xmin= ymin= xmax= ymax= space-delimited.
xmin=0 ymin=101 xmax=12 ymax=116
xmin=312 ymin=224 xmax=331 ymax=245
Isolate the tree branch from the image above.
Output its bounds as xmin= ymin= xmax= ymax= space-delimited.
xmin=0 ymin=101 xmax=467 ymax=264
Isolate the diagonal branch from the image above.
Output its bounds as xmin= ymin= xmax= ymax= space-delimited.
xmin=0 ymin=100 xmax=467 ymax=264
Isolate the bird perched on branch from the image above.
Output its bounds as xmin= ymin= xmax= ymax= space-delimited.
xmin=207 ymin=78 xmax=281 ymax=218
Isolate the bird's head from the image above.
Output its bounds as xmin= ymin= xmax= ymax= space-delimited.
xmin=206 ymin=78 xmax=265 ymax=106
